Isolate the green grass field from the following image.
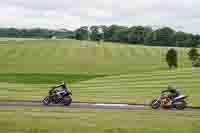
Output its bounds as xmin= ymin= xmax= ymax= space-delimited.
xmin=0 ymin=39 xmax=199 ymax=133
xmin=0 ymin=73 xmax=105 ymax=84
xmin=0 ymin=107 xmax=200 ymax=133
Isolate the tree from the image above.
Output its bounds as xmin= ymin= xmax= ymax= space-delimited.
xmin=166 ymin=48 xmax=178 ymax=69
xmin=188 ymin=48 xmax=199 ymax=61
xmin=153 ymin=27 xmax=175 ymax=46
xmin=175 ymin=31 xmax=187 ymax=47
xmin=181 ymin=33 xmax=194 ymax=47
xmin=192 ymin=57 xmax=200 ymax=67
xmin=90 ymin=26 xmax=99 ymax=41
xmin=104 ymin=25 xmax=118 ymax=41
xmin=143 ymin=26 xmax=153 ymax=45
xmin=104 ymin=25 xmax=128 ymax=42
xmin=188 ymin=48 xmax=200 ymax=67
xmin=128 ymin=26 xmax=146 ymax=44
xmin=75 ymin=26 xmax=89 ymax=40
xmin=192 ymin=35 xmax=200 ymax=47
xmin=113 ymin=28 xmax=129 ymax=42
xmin=90 ymin=26 xmax=104 ymax=43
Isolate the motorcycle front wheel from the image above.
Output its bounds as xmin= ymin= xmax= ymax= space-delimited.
xmin=42 ymin=96 xmax=51 ymax=105
xmin=150 ymin=99 xmax=161 ymax=109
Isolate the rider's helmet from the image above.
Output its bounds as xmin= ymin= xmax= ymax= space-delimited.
xmin=168 ymin=84 xmax=177 ymax=90
xmin=60 ymin=81 xmax=66 ymax=85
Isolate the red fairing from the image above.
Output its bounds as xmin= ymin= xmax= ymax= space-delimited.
xmin=160 ymin=96 xmax=170 ymax=108
xmin=160 ymin=96 xmax=168 ymax=100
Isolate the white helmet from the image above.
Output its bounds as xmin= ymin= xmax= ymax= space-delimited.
xmin=61 ymin=81 xmax=66 ymax=85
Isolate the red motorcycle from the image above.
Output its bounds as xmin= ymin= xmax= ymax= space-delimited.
xmin=150 ymin=92 xmax=187 ymax=110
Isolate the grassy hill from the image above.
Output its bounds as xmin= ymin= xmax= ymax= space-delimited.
xmin=0 ymin=39 xmax=191 ymax=74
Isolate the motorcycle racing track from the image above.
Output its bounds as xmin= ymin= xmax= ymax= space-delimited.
xmin=0 ymin=101 xmax=199 ymax=111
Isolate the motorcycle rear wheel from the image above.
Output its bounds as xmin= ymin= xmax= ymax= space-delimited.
xmin=175 ymin=100 xmax=187 ymax=110
xmin=63 ymin=96 xmax=72 ymax=106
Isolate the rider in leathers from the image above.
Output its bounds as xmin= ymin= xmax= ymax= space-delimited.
xmin=49 ymin=81 xmax=69 ymax=97
xmin=162 ymin=85 xmax=180 ymax=100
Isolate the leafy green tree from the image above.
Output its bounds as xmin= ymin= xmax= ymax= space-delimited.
xmin=90 ymin=26 xmax=105 ymax=42
xmin=90 ymin=26 xmax=99 ymax=41
xmin=75 ymin=26 xmax=89 ymax=40
xmin=104 ymin=25 xmax=127 ymax=42
xmin=113 ymin=28 xmax=129 ymax=42
xmin=192 ymin=35 xmax=200 ymax=47
xmin=182 ymin=33 xmax=195 ymax=47
xmin=153 ymin=27 xmax=175 ymax=46
xmin=128 ymin=26 xmax=146 ymax=44
xmin=166 ymin=48 xmax=178 ymax=69
xmin=104 ymin=25 xmax=119 ymax=41
xmin=188 ymin=48 xmax=200 ymax=67
xmin=192 ymin=57 xmax=200 ymax=67
xmin=188 ymin=48 xmax=199 ymax=61
xmin=175 ymin=31 xmax=187 ymax=47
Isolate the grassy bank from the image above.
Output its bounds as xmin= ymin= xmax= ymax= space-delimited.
xmin=0 ymin=107 xmax=199 ymax=133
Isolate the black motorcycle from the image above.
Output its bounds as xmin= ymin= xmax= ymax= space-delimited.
xmin=42 ymin=87 xmax=72 ymax=106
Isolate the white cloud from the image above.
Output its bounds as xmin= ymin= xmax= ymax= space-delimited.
xmin=0 ymin=0 xmax=200 ymax=33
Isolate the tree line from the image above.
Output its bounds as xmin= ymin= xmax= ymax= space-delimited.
xmin=0 ymin=28 xmax=74 ymax=39
xmin=0 ymin=25 xmax=200 ymax=47
xmin=75 ymin=25 xmax=200 ymax=47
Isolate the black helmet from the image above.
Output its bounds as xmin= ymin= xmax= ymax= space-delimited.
xmin=168 ymin=84 xmax=176 ymax=90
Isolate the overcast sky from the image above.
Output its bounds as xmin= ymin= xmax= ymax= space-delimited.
xmin=0 ymin=0 xmax=200 ymax=34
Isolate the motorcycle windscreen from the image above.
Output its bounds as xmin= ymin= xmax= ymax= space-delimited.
xmin=174 ymin=95 xmax=186 ymax=100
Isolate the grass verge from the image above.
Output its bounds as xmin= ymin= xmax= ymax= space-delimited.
xmin=0 ymin=107 xmax=200 ymax=133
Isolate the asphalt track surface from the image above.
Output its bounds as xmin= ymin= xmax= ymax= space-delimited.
xmin=0 ymin=101 xmax=199 ymax=111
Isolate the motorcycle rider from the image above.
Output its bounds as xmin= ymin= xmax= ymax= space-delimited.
xmin=162 ymin=85 xmax=180 ymax=100
xmin=49 ymin=81 xmax=69 ymax=98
